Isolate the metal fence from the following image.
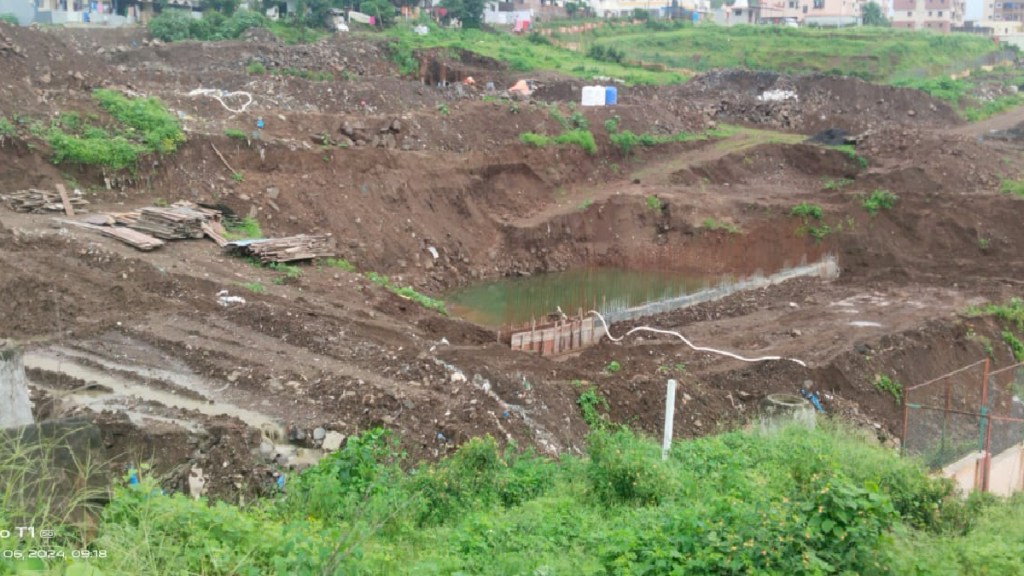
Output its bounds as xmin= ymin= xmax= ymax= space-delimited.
xmin=903 ymin=359 xmax=1024 ymax=494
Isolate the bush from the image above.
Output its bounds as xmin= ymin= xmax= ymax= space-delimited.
xmin=586 ymin=429 xmax=673 ymax=505
xmin=148 ymin=9 xmax=270 ymax=42
xmin=147 ymin=10 xmax=194 ymax=42
xmin=862 ymin=188 xmax=897 ymax=215
xmin=0 ymin=13 xmax=19 ymax=25
xmin=92 ymin=89 xmax=184 ymax=154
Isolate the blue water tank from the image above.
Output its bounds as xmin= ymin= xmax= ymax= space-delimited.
xmin=605 ymin=86 xmax=618 ymax=106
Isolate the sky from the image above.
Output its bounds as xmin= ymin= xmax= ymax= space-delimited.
xmin=967 ymin=0 xmax=982 ymax=20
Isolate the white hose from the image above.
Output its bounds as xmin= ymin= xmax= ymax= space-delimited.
xmin=187 ymin=89 xmax=254 ymax=114
xmin=589 ymin=310 xmax=807 ymax=367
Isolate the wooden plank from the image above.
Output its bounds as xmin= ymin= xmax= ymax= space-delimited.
xmin=202 ymin=221 xmax=228 ymax=247
xmin=56 ymin=184 xmax=75 ymax=217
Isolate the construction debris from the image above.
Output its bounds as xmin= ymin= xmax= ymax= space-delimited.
xmin=56 ymin=219 xmax=165 ymax=251
xmin=2 ymin=188 xmax=89 ymax=213
xmin=128 ymin=206 xmax=207 ymax=240
xmin=226 ymin=234 xmax=334 ymax=263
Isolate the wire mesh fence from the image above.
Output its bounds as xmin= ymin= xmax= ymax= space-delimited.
xmin=903 ymin=360 xmax=1024 ymax=495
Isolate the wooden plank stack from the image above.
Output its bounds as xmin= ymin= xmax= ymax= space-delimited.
xmin=128 ymin=206 xmax=207 ymax=240
xmin=2 ymin=188 xmax=89 ymax=213
xmin=228 ymin=234 xmax=334 ymax=264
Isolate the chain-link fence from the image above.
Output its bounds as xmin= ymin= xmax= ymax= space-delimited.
xmin=903 ymin=360 xmax=1024 ymax=495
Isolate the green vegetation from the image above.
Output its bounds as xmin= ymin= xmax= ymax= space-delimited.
xmin=963 ymin=94 xmax=1024 ymax=122
xmin=588 ymin=25 xmax=1001 ymax=82
xmin=0 ymin=116 xmax=14 ymax=138
xmin=1002 ymin=330 xmax=1024 ymax=361
xmin=822 ymin=177 xmax=853 ymax=190
xmin=999 ymin=178 xmax=1024 ymax=198
xmin=245 ymin=61 xmax=267 ymax=75
xmin=644 ymin=195 xmax=662 ymax=211
xmin=231 ymin=171 xmax=245 ymax=182
xmin=240 ymin=281 xmax=265 ymax=294
xmin=44 ymin=90 xmax=183 ymax=172
xmin=148 ymin=9 xmax=272 ymax=42
xmin=365 ymin=272 xmax=447 ymax=314
xmin=578 ymin=199 xmax=593 ymax=210
xmin=862 ymin=189 xmax=898 ymax=215
xmin=873 ymin=374 xmax=903 ymax=404
xmin=790 ymin=203 xmax=831 ymax=240
xmin=322 ymin=257 xmax=357 ymax=272
xmin=604 ymin=360 xmax=622 ymax=374
xmin=0 ymin=13 xmax=18 ymax=25
xmin=606 ymin=120 xmax=738 ymax=158
xmin=701 ymin=218 xmax=740 ymax=234
xmin=575 ymin=384 xmax=610 ymax=430
xmin=269 ymin=262 xmax=302 ymax=285
xmin=223 ymin=217 xmax=263 ymax=240
xmin=894 ymin=74 xmax=1024 ymax=121
xmin=835 ymin=144 xmax=869 ymax=169
xmin=386 ymin=25 xmax=684 ymax=85
xmin=790 ymin=202 xmax=823 ymax=221
xmin=519 ymin=129 xmax=597 ymax=155
xmin=224 ymin=128 xmax=248 ymax=141
xmin=966 ymin=298 xmax=1024 ymax=331
xmin=9 ymin=423 xmax=1023 ymax=575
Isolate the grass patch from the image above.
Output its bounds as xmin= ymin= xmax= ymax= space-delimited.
xmin=822 ymin=177 xmax=853 ymax=190
xmin=224 ymin=128 xmax=248 ymax=141
xmin=862 ymin=189 xmax=897 ymax=215
xmin=576 ymin=385 xmax=610 ymax=430
xmin=246 ymin=61 xmax=267 ymax=75
xmin=589 ymin=24 xmax=1003 ymax=82
xmin=834 ymin=144 xmax=868 ymax=169
xmin=268 ymin=66 xmax=334 ymax=82
xmin=322 ymin=257 xmax=357 ymax=272
xmin=45 ymin=90 xmax=183 ymax=172
xmin=223 ymin=217 xmax=263 ymax=240
xmin=519 ymin=129 xmax=597 ymax=155
xmin=386 ymin=24 xmax=684 ymax=85
xmin=966 ymin=298 xmax=1024 ymax=331
xmin=16 ymin=422 xmax=1023 ymax=574
xmin=999 ymin=178 xmax=1024 ymax=198
xmin=701 ymin=218 xmax=740 ymax=234
xmin=644 ymin=195 xmax=662 ymax=211
xmin=604 ymin=360 xmax=622 ymax=374
xmin=365 ymin=272 xmax=447 ymax=314
xmin=239 ymin=281 xmax=265 ymax=294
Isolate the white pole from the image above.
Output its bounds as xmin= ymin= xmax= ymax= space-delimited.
xmin=662 ymin=379 xmax=677 ymax=461
xmin=0 ymin=340 xmax=34 ymax=429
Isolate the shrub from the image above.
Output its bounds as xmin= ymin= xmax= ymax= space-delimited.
xmin=553 ymin=129 xmax=597 ymax=155
xmin=999 ymin=178 xmax=1024 ymax=198
xmin=790 ymin=202 xmax=823 ymax=220
xmin=862 ymin=189 xmax=897 ymax=215
xmin=873 ymin=373 xmax=903 ymax=403
xmin=246 ymin=61 xmax=267 ymax=75
xmin=92 ymin=89 xmax=184 ymax=154
xmin=586 ymin=429 xmax=673 ymax=505
xmin=147 ymin=10 xmax=194 ymax=42
xmin=224 ymin=128 xmax=248 ymax=140
xmin=0 ymin=13 xmax=19 ymax=25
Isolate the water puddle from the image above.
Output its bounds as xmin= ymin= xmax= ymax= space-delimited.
xmin=448 ymin=256 xmax=839 ymax=328
xmin=447 ymin=267 xmax=712 ymax=327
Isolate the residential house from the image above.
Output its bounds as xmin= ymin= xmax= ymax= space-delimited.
xmin=983 ymin=1 xmax=1024 ymax=23
xmin=760 ymin=0 xmax=873 ymax=26
xmin=890 ymin=0 xmax=966 ymax=32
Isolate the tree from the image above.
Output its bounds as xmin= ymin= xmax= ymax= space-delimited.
xmin=861 ymin=1 xmax=889 ymax=27
xmin=359 ymin=0 xmax=396 ymax=27
xmin=441 ymin=0 xmax=485 ymax=28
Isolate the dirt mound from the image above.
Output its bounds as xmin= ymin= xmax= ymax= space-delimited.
xmin=670 ymin=143 xmax=860 ymax=185
xmin=674 ymin=70 xmax=959 ymax=134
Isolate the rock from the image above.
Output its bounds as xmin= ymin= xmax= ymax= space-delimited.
xmin=390 ymin=118 xmax=401 ymax=132
xmin=188 ymin=467 xmax=207 ymax=500
xmin=287 ymin=425 xmax=306 ymax=443
xmin=313 ymin=427 xmax=326 ymax=441
xmin=259 ymin=441 xmax=274 ymax=458
xmin=322 ymin=431 xmax=345 ymax=451
xmin=265 ymin=187 xmax=279 ymax=199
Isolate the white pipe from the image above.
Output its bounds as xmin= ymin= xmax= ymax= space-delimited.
xmin=662 ymin=379 xmax=677 ymax=461
xmin=589 ymin=310 xmax=807 ymax=367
